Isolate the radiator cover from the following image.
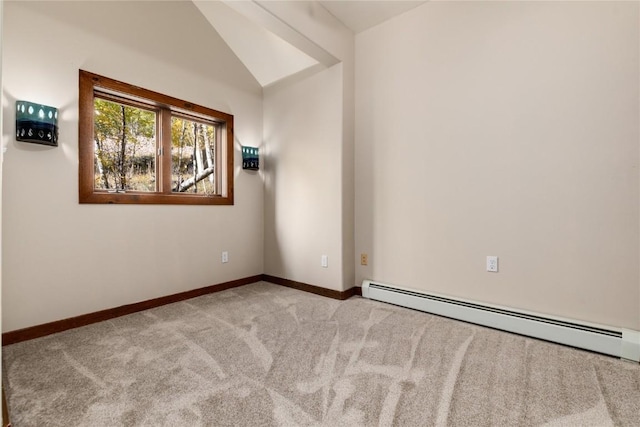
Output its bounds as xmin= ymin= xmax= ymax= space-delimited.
xmin=362 ymin=280 xmax=640 ymax=362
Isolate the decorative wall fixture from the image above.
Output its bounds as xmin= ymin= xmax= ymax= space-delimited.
xmin=242 ymin=146 xmax=259 ymax=170
xmin=16 ymin=101 xmax=58 ymax=146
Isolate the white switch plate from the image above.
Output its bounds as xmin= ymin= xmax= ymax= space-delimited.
xmin=487 ymin=256 xmax=498 ymax=272
xmin=321 ymin=255 xmax=328 ymax=268
xmin=222 ymin=251 xmax=229 ymax=263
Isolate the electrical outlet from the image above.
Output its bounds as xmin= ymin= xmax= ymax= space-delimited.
xmin=321 ymin=255 xmax=328 ymax=268
xmin=486 ymin=256 xmax=498 ymax=272
xmin=361 ymin=253 xmax=368 ymax=266
xmin=222 ymin=251 xmax=229 ymax=263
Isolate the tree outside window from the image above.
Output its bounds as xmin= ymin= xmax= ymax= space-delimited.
xmin=79 ymin=70 xmax=234 ymax=205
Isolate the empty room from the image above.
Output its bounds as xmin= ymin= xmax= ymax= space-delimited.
xmin=1 ymin=0 xmax=639 ymax=425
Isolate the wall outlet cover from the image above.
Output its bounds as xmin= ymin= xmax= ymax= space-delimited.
xmin=487 ymin=256 xmax=498 ymax=272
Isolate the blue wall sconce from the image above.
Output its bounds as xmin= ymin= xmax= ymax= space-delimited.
xmin=16 ymin=101 xmax=58 ymax=146
xmin=242 ymin=146 xmax=259 ymax=170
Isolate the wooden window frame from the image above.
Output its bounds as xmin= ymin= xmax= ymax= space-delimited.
xmin=79 ymin=70 xmax=234 ymax=205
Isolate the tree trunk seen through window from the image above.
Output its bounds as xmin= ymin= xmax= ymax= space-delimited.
xmin=93 ymin=98 xmax=156 ymax=192
xmin=171 ymin=117 xmax=216 ymax=195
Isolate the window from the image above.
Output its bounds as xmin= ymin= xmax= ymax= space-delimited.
xmin=79 ymin=70 xmax=233 ymax=205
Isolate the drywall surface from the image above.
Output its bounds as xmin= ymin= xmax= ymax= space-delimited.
xmin=257 ymin=0 xmax=354 ymax=64
xmin=259 ymin=1 xmax=355 ymax=291
xmin=264 ymin=64 xmax=344 ymax=290
xmin=355 ymin=1 xmax=640 ymax=330
xmin=2 ymin=1 xmax=264 ymax=331
xmin=341 ymin=52 xmax=356 ymax=290
xmin=0 ymin=0 xmax=4 ymax=365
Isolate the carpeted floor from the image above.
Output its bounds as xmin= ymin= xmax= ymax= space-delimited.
xmin=3 ymin=281 xmax=639 ymax=426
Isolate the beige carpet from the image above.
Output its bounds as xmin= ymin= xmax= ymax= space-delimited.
xmin=3 ymin=281 xmax=639 ymax=426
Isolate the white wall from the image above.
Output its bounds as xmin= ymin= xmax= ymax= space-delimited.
xmin=341 ymin=54 xmax=355 ymax=290
xmin=11 ymin=0 xmax=633 ymax=334
xmin=0 ymin=0 xmax=4 ymax=366
xmin=263 ymin=64 xmax=345 ymax=290
xmin=355 ymin=1 xmax=640 ymax=330
xmin=2 ymin=1 xmax=264 ymax=332
xmin=261 ymin=1 xmax=355 ymax=292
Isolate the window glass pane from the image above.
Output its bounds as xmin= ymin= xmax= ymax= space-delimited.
xmin=171 ymin=116 xmax=217 ymax=195
xmin=93 ymin=98 xmax=156 ymax=192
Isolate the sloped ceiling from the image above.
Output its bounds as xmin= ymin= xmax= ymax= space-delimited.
xmin=193 ymin=0 xmax=428 ymax=87
xmin=193 ymin=1 xmax=319 ymax=87
xmin=319 ymin=0 xmax=427 ymax=34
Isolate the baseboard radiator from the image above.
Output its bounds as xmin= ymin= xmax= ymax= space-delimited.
xmin=362 ymin=281 xmax=640 ymax=362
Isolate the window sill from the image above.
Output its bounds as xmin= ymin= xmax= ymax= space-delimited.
xmin=79 ymin=191 xmax=233 ymax=205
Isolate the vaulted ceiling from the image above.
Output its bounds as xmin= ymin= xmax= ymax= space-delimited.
xmin=193 ymin=0 xmax=427 ymax=87
xmin=319 ymin=1 xmax=427 ymax=34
